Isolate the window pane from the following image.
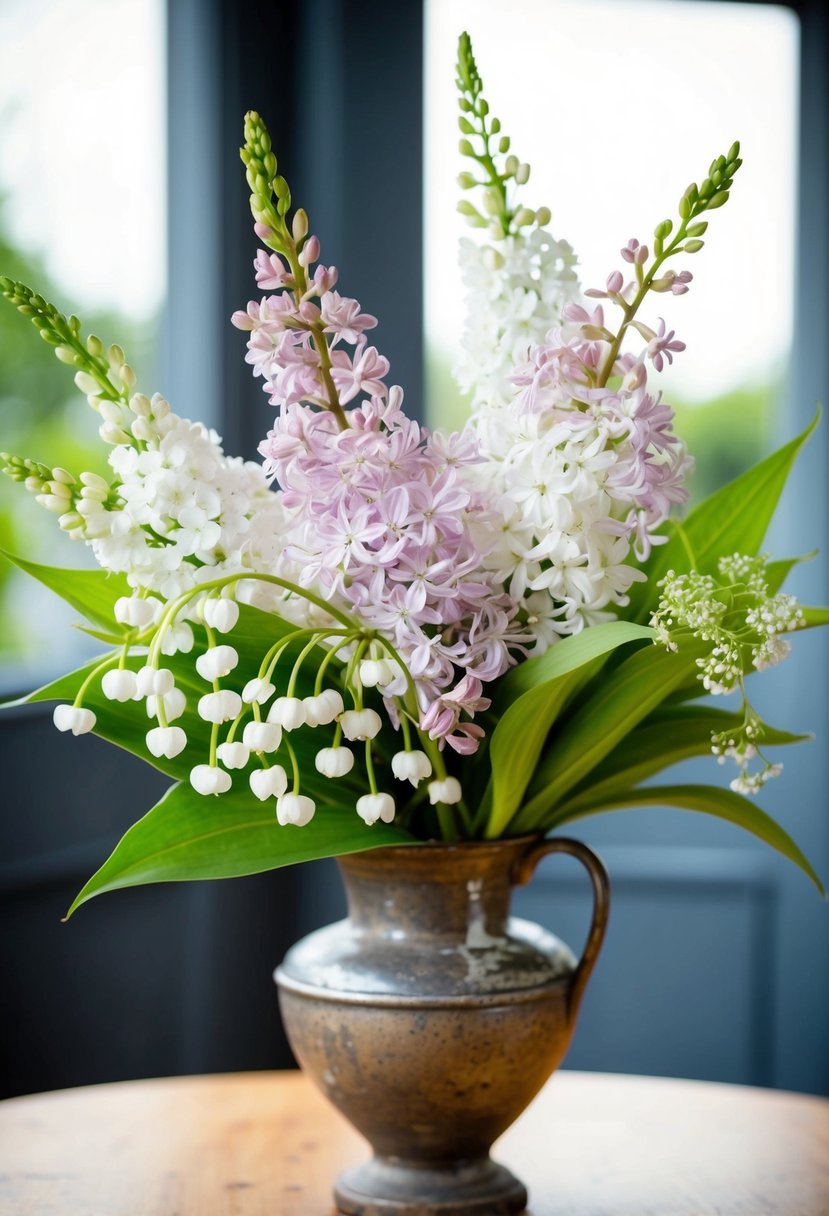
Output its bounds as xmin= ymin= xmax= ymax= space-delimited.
xmin=0 ymin=0 xmax=166 ymax=680
xmin=424 ymin=0 xmax=798 ymax=500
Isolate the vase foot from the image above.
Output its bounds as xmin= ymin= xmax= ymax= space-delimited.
xmin=334 ymin=1155 xmax=528 ymax=1216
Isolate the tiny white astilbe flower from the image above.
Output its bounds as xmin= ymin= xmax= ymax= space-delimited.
xmin=651 ymin=554 xmax=805 ymax=793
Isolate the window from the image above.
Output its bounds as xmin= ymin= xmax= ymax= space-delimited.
xmin=424 ymin=0 xmax=798 ymax=500
xmin=0 ymin=0 xmax=166 ymax=680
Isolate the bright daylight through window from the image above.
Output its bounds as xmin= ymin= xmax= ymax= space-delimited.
xmin=425 ymin=0 xmax=798 ymax=503
xmin=0 ymin=0 xmax=165 ymax=680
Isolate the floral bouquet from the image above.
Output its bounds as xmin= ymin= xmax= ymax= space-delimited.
xmin=2 ymin=33 xmax=826 ymax=915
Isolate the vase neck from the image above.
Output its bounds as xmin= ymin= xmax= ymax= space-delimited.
xmin=336 ymin=839 xmax=537 ymax=941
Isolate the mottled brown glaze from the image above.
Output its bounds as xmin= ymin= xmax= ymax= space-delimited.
xmin=276 ymin=835 xmax=610 ymax=1216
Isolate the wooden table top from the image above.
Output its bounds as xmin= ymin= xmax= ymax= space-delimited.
xmin=0 ymin=1069 xmax=827 ymax=1215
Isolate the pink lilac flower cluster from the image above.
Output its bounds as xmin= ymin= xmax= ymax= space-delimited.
xmin=233 ymin=237 xmax=526 ymax=752
xmin=232 ymin=235 xmax=387 ymax=409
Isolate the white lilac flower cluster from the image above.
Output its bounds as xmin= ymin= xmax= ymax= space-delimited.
xmin=10 ymin=379 xmax=288 ymax=611
xmin=651 ymin=554 xmax=804 ymax=793
xmin=455 ymin=227 xmax=579 ymax=414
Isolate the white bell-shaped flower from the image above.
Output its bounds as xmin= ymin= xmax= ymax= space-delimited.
xmin=217 ymin=741 xmax=250 ymax=770
xmin=359 ymin=658 xmax=395 ymax=688
xmin=427 ymin=777 xmax=462 ymax=806
xmin=161 ymin=621 xmax=195 ymax=656
xmin=136 ymin=666 xmax=175 ymax=698
xmin=304 ymin=689 xmax=344 ymax=727
xmin=250 ymin=765 xmax=288 ymax=801
xmin=198 ymin=690 xmax=243 ymax=724
xmin=146 ymin=725 xmax=188 ymax=759
xmin=202 ymin=597 xmax=240 ymax=634
xmin=102 ymin=669 xmax=138 ymax=703
xmin=242 ymin=677 xmax=275 ymax=705
xmin=276 ymin=792 xmax=316 ymax=826
xmin=391 ymin=750 xmax=432 ymax=787
xmin=339 ymin=708 xmax=382 ymax=741
xmin=242 ymin=721 xmax=282 ymax=753
xmin=267 ymin=696 xmax=307 ymax=731
xmin=114 ymin=596 xmax=159 ymax=629
xmin=190 ymin=764 xmax=233 ymax=796
xmin=146 ymin=688 xmax=187 ymax=721
xmin=318 ymin=688 xmax=345 ymax=722
xmin=53 ymin=704 xmax=96 ymax=736
xmin=195 ymin=645 xmax=239 ymax=682
xmin=356 ymin=792 xmax=396 ymax=825
xmin=315 ymin=747 xmax=355 ymax=778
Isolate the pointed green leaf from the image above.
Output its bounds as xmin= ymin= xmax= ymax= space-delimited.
xmin=1 ymin=549 xmax=130 ymax=632
xmin=626 ymin=412 xmax=819 ymax=620
xmin=512 ymin=641 xmax=707 ymax=831
xmin=66 ymin=782 xmax=413 ymax=917
xmin=495 ymin=620 xmax=655 ymax=705
xmin=485 ymin=622 xmax=655 ymax=837
xmin=802 ymin=606 xmax=829 ymax=629
xmin=549 ymin=783 xmax=824 ymax=895
xmin=555 ymin=705 xmax=810 ymax=818
xmin=765 ymin=552 xmax=816 ymax=593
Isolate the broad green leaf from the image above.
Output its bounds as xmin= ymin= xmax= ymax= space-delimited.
xmin=511 ymin=640 xmax=707 ymax=831
xmin=626 ymin=412 xmax=819 ymax=620
xmin=1 ymin=549 xmax=131 ymax=632
xmin=548 ymin=783 xmax=824 ymax=895
xmin=495 ymin=620 xmax=654 ymax=706
xmin=484 ymin=622 xmax=655 ymax=837
xmin=66 ymin=781 xmax=413 ymax=917
xmin=554 ymin=705 xmax=810 ymax=819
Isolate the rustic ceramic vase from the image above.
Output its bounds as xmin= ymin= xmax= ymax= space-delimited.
xmin=276 ymin=835 xmax=610 ymax=1216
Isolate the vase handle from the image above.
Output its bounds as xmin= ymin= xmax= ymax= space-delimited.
xmin=512 ymin=837 xmax=610 ymax=1023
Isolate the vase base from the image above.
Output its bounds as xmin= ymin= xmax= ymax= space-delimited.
xmin=334 ymin=1155 xmax=528 ymax=1216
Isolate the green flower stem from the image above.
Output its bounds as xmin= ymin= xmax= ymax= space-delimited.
xmin=345 ymin=639 xmax=369 ymax=709
xmin=596 ymin=143 xmax=741 ymax=388
xmin=148 ymin=573 xmax=359 ymax=667
xmin=285 ymin=248 xmax=347 ymax=432
xmin=364 ymin=738 xmax=378 ymax=796
xmin=285 ymin=738 xmax=301 ymax=794
xmin=74 ymin=651 xmax=121 ymax=707
xmin=314 ymin=634 xmax=359 ymax=694
xmin=286 ymin=633 xmax=330 ymax=697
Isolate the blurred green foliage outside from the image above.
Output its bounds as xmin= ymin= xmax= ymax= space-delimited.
xmin=0 ymin=205 xmax=157 ymax=663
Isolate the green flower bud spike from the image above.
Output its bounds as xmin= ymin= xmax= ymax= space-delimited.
xmin=454 ymin=32 xmax=551 ymax=241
